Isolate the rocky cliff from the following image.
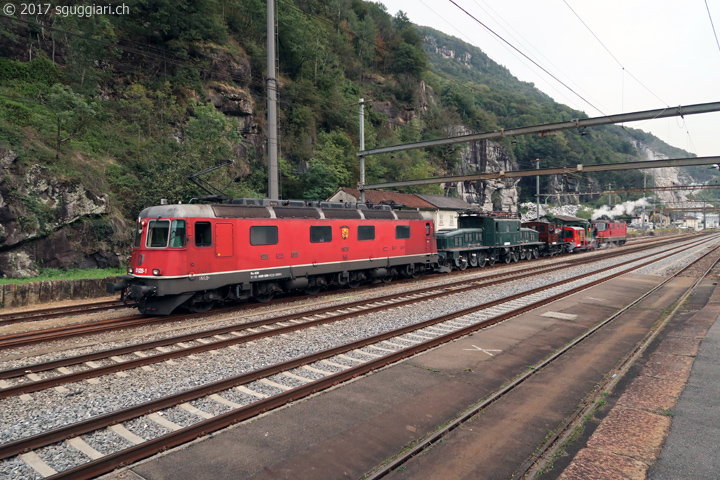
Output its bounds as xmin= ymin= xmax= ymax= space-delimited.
xmin=0 ymin=148 xmax=122 ymax=278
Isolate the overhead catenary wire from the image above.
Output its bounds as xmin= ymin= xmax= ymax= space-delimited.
xmin=705 ymin=0 xmax=720 ymax=57
xmin=447 ymin=0 xmax=603 ymax=115
xmin=562 ymin=0 xmax=668 ymax=108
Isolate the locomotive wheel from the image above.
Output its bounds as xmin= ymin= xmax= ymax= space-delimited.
xmin=348 ymin=280 xmax=362 ymax=288
xmin=533 ymin=247 xmax=540 ymax=259
xmin=188 ymin=301 xmax=215 ymax=313
xmin=512 ymin=252 xmax=519 ymax=263
xmin=409 ymin=265 xmax=421 ymax=279
xmin=469 ymin=254 xmax=479 ymax=268
xmin=254 ymin=292 xmax=275 ymax=303
xmin=381 ymin=275 xmax=394 ymax=283
xmin=456 ymin=255 xmax=468 ymax=271
xmin=502 ymin=255 xmax=511 ymax=264
xmin=487 ymin=256 xmax=496 ymax=266
xmin=304 ymin=285 xmax=322 ymax=295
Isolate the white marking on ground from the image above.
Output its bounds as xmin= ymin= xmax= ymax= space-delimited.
xmin=541 ymin=311 xmax=578 ymax=321
xmin=463 ymin=345 xmax=502 ymax=356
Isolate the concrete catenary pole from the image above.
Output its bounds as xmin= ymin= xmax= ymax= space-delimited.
xmin=535 ymin=159 xmax=540 ymax=220
xmin=267 ymin=0 xmax=279 ymax=199
xmin=359 ymin=98 xmax=365 ymax=203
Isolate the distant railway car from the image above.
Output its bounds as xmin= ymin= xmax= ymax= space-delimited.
xmin=521 ymin=221 xmax=564 ymax=256
xmin=592 ymin=220 xmax=627 ymax=246
xmin=108 ymin=201 xmax=438 ymax=314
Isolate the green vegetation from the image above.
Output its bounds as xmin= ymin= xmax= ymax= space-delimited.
xmin=0 ymin=267 xmax=125 ymax=285
xmin=0 ymin=0 xmax=712 ymax=232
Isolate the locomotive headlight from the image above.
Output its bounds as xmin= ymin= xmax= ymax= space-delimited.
xmin=152 ymin=268 xmax=162 ymax=276
xmin=128 ymin=267 xmax=133 ymax=274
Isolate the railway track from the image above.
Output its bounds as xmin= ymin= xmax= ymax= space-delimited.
xmin=1 ymin=236 xmax=706 ymax=395
xmin=0 ymin=301 xmax=128 ymax=327
xmin=0 ymin=232 xmax=701 ymax=351
xmin=0 ymin=234 xmax=716 ymax=479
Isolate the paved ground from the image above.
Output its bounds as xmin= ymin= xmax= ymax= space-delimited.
xmin=648 ymin=294 xmax=720 ymax=479
xmin=555 ymin=279 xmax=720 ymax=480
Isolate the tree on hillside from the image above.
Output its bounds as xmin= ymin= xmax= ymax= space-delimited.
xmin=44 ymin=84 xmax=96 ymax=159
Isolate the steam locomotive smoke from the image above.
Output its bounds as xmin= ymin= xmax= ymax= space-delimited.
xmin=591 ymin=198 xmax=649 ymax=220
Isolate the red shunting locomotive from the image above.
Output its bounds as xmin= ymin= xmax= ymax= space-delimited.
xmin=592 ymin=220 xmax=627 ymax=246
xmin=107 ymin=200 xmax=438 ymax=314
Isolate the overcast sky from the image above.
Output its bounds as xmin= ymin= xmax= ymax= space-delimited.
xmin=379 ymin=0 xmax=720 ymax=158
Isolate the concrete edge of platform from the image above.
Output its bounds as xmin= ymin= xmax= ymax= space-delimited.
xmin=555 ymin=280 xmax=720 ymax=480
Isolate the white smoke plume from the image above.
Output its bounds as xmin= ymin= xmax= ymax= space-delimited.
xmin=591 ymin=198 xmax=649 ymax=220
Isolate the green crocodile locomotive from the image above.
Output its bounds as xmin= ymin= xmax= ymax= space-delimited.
xmin=435 ymin=211 xmax=543 ymax=270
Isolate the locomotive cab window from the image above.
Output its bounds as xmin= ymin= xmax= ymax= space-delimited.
xmin=358 ymin=225 xmax=375 ymax=241
xmin=426 ymin=223 xmax=431 ymax=236
xmin=146 ymin=220 xmax=170 ymax=248
xmin=250 ymin=226 xmax=278 ymax=245
xmin=134 ymin=221 xmax=143 ymax=248
xmin=169 ymin=220 xmax=186 ymax=248
xmin=310 ymin=226 xmax=332 ymax=243
xmin=396 ymin=225 xmax=411 ymax=239
xmin=195 ymin=222 xmax=212 ymax=247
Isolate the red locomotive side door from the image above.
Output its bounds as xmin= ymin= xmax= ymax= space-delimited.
xmin=425 ymin=222 xmax=432 ymax=252
xmin=215 ymin=223 xmax=234 ymax=257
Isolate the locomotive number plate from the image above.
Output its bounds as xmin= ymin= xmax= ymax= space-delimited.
xmin=135 ymin=267 xmax=147 ymax=274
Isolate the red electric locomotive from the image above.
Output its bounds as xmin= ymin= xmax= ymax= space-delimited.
xmin=108 ymin=200 xmax=438 ymax=314
xmin=561 ymin=226 xmax=587 ymax=252
xmin=592 ymin=220 xmax=627 ymax=246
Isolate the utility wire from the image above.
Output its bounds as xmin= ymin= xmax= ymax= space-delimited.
xmin=705 ymin=0 xmax=720 ymax=57
xmin=448 ymin=0 xmax=603 ymax=115
xmin=562 ymin=0 xmax=668 ymax=107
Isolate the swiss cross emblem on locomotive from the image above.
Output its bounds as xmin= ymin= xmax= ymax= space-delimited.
xmin=340 ymin=225 xmax=350 ymax=240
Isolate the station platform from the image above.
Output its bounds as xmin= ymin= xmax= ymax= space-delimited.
xmin=101 ymin=273 xmax=720 ymax=480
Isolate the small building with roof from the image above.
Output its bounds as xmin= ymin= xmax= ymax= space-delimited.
xmin=327 ymin=188 xmax=476 ymax=229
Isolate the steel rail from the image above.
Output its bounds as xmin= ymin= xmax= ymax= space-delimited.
xmin=0 ymin=235 xmax=714 ymax=471
xmin=0 ymin=300 xmax=125 ymax=325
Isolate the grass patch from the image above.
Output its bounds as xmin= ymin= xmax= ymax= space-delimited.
xmin=0 ymin=267 xmax=125 ymax=285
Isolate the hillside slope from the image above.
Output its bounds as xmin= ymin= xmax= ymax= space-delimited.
xmin=0 ymin=1 xmax=712 ymax=277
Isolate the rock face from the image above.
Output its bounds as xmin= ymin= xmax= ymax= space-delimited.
xmin=636 ymin=143 xmax=693 ymax=204
xmin=446 ymin=134 xmax=520 ymax=212
xmin=0 ymin=161 xmax=119 ymax=278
